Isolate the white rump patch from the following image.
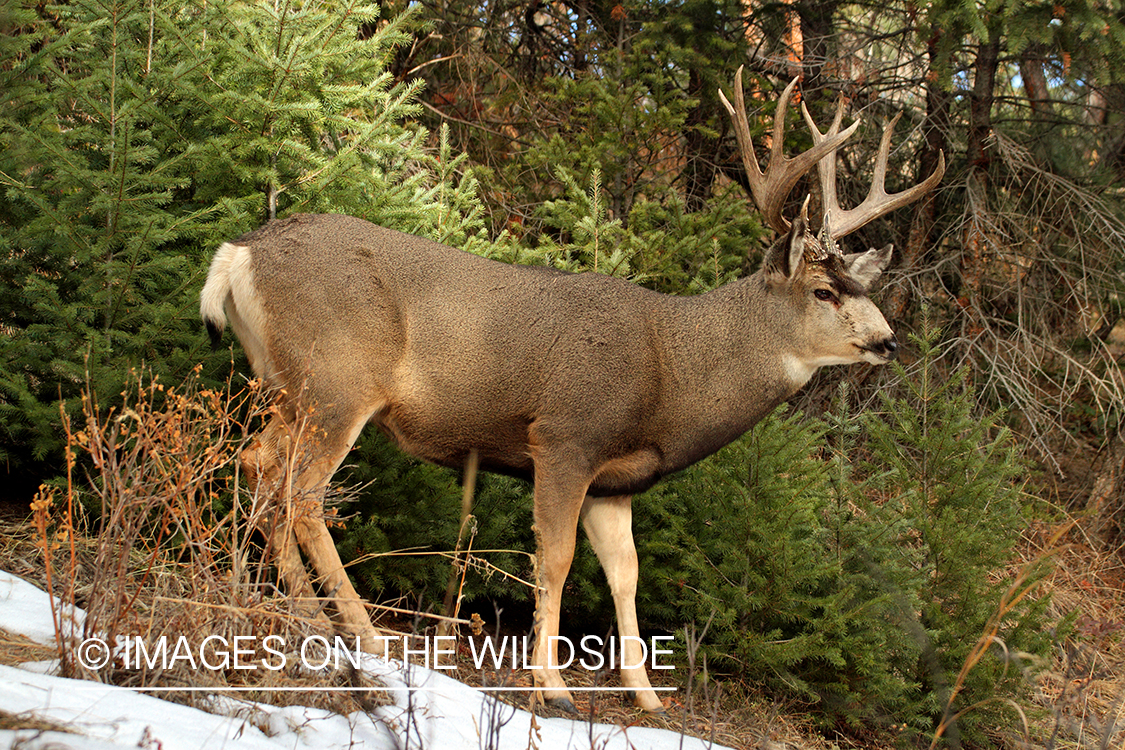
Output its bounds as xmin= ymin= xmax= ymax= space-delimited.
xmin=201 ymin=242 xmax=273 ymax=381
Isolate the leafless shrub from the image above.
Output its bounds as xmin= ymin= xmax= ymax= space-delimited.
xmin=929 ymin=133 xmax=1125 ymax=469
xmin=31 ymin=365 xmax=383 ymax=714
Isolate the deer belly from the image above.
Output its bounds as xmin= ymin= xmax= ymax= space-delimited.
xmin=373 ymin=399 xmax=535 ymax=475
xmin=588 ymin=449 xmax=663 ymax=496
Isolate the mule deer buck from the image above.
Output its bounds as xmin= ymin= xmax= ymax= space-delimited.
xmin=200 ymin=68 xmax=943 ymax=713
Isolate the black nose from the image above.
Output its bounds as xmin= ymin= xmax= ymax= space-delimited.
xmin=882 ymin=336 xmax=898 ymax=360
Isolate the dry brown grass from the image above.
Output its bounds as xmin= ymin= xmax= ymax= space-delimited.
xmin=0 ymin=708 xmax=78 ymax=734
xmin=430 ymin=630 xmax=850 ymax=750
xmin=10 ymin=367 xmax=396 ymax=717
xmin=0 ymin=625 xmax=55 ymax=669
xmin=5 ymin=506 xmax=1112 ymax=750
xmin=1029 ymin=519 xmax=1125 ymax=750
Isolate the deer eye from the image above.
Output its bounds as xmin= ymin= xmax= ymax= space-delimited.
xmin=814 ymin=288 xmax=837 ymax=303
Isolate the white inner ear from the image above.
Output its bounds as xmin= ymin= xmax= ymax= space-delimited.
xmin=844 ymin=244 xmax=893 ymax=288
xmin=787 ymin=230 xmax=805 ymax=278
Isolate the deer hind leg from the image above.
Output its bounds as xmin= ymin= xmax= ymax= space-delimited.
xmin=242 ymin=415 xmax=324 ymax=622
xmin=580 ymin=494 xmax=664 ymax=712
xmin=529 ymin=467 xmax=588 ymax=713
xmin=244 ymin=403 xmax=384 ymax=654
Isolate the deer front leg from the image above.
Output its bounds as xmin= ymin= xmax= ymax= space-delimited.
xmin=580 ymin=494 xmax=664 ymax=712
xmin=530 ymin=470 xmax=587 ymax=713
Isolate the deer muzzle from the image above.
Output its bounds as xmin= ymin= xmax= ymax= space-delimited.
xmin=866 ymin=335 xmax=898 ymax=361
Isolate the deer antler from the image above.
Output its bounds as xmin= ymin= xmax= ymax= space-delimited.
xmin=802 ymin=99 xmax=946 ymax=239
xmin=718 ymin=67 xmax=858 ymax=234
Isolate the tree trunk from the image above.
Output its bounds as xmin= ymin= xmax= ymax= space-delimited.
xmin=891 ymin=58 xmax=950 ymax=322
xmin=1088 ymin=433 xmax=1125 ymax=547
xmin=795 ymin=0 xmax=838 ymax=104
xmin=962 ymin=28 xmax=1000 ymax=307
xmin=1018 ymin=45 xmax=1052 ymax=119
xmin=682 ymin=66 xmax=719 ymax=212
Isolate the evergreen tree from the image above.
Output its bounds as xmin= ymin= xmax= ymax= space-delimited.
xmin=638 ymin=405 xmax=925 ymax=730
xmin=632 ymin=325 xmax=1050 ymax=740
xmin=1 ymin=0 xmax=210 ymax=485
xmin=862 ymin=323 xmax=1052 ymax=744
xmin=0 ymin=1 xmax=483 ymax=491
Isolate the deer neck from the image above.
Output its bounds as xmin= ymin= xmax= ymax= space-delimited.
xmin=658 ymin=275 xmax=814 ymax=450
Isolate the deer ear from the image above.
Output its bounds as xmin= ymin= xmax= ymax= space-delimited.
xmin=764 ymin=198 xmax=811 ymax=279
xmin=844 ymin=243 xmax=893 ymax=289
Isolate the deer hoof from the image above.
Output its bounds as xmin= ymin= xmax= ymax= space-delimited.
xmin=545 ymin=696 xmax=578 ymax=714
xmin=629 ymin=690 xmax=667 ymax=713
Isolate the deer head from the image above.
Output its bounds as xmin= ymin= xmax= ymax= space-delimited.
xmin=720 ymin=67 xmax=945 ymax=377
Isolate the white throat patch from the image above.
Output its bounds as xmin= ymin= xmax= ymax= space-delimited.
xmin=782 ymin=354 xmax=817 ymax=389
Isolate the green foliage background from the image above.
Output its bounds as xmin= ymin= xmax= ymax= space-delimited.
xmin=2 ymin=0 xmax=1107 ymax=744
xmin=633 ymin=328 xmax=1050 ymax=741
xmin=0 ymin=0 xmax=480 ymax=486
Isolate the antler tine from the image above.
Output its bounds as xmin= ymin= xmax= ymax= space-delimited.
xmin=804 ymin=104 xmax=947 ymax=240
xmin=801 ymin=96 xmax=846 ymax=238
xmin=718 ymin=67 xmax=858 ymax=234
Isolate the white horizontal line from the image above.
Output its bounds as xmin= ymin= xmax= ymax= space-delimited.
xmin=81 ymin=685 xmax=679 ymax=693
